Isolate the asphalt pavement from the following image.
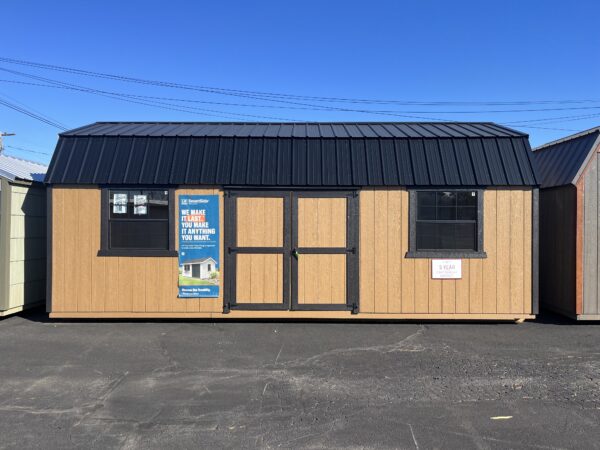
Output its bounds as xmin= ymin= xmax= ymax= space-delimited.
xmin=0 ymin=309 xmax=599 ymax=449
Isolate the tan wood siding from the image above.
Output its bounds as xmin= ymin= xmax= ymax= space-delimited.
xmin=236 ymin=197 xmax=283 ymax=247
xmin=298 ymin=197 xmax=346 ymax=247
xmin=236 ymin=254 xmax=283 ymax=303
xmin=51 ymin=188 xmax=224 ymax=314
xmin=51 ymin=187 xmax=534 ymax=319
xmin=358 ymin=188 xmax=533 ymax=316
xmin=297 ymin=254 xmax=346 ymax=304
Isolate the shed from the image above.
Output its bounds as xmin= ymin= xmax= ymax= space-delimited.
xmin=0 ymin=153 xmax=47 ymax=316
xmin=180 ymin=257 xmax=217 ymax=279
xmin=533 ymin=126 xmax=600 ymax=319
xmin=45 ymin=122 xmax=539 ymax=320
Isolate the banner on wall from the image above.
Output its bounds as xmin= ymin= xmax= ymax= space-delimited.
xmin=178 ymin=195 xmax=220 ymax=298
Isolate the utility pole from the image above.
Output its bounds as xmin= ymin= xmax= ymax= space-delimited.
xmin=0 ymin=132 xmax=15 ymax=155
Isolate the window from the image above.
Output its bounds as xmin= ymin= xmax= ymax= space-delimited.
xmin=99 ymin=189 xmax=176 ymax=256
xmin=207 ymin=263 xmax=212 ymax=272
xmin=407 ymin=190 xmax=485 ymax=258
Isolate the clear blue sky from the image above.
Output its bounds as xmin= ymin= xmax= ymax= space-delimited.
xmin=1 ymin=0 xmax=599 ymax=164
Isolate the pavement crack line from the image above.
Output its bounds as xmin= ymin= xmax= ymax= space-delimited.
xmin=271 ymin=324 xmax=427 ymax=369
xmin=408 ymin=423 xmax=420 ymax=449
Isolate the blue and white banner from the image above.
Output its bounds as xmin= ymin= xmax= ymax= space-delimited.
xmin=178 ymin=195 xmax=220 ymax=298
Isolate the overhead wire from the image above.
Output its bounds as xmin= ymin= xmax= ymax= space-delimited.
xmin=0 ymin=95 xmax=67 ymax=130
xmin=0 ymin=56 xmax=599 ymax=106
xmin=5 ymin=144 xmax=51 ymax=156
xmin=0 ymin=56 xmax=596 ymax=133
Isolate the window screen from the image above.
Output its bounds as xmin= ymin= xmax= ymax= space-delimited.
xmin=415 ymin=191 xmax=479 ymax=252
xmin=108 ymin=190 xmax=170 ymax=250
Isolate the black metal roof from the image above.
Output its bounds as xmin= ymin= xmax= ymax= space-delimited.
xmin=533 ymin=127 xmax=600 ymax=188
xmin=62 ymin=121 xmax=527 ymax=139
xmin=45 ymin=122 xmax=538 ymax=187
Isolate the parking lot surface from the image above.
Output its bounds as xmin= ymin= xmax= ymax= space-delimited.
xmin=0 ymin=310 xmax=599 ymax=449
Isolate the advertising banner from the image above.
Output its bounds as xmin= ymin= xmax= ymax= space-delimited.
xmin=178 ymin=195 xmax=220 ymax=298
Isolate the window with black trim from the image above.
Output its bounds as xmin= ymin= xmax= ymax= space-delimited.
xmin=407 ymin=190 xmax=485 ymax=258
xmin=99 ymin=188 xmax=176 ymax=256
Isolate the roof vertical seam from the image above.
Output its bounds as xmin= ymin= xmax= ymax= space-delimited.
xmin=122 ymin=137 xmax=138 ymax=184
xmin=91 ymin=137 xmax=107 ymax=183
xmin=76 ymin=138 xmax=93 ymax=184
xmin=152 ymin=138 xmax=165 ymax=184
xmin=136 ymin=138 xmax=150 ymax=184
xmin=60 ymin=137 xmax=79 ymax=184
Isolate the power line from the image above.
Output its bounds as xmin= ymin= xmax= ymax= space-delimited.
xmin=0 ymin=68 xmax=300 ymax=122
xmin=0 ymin=88 xmax=70 ymax=129
xmin=0 ymin=57 xmax=595 ymax=133
xmin=6 ymin=144 xmax=51 ymax=156
xmin=2 ymin=73 xmax=600 ymax=117
xmin=0 ymin=95 xmax=67 ymax=130
xmin=0 ymin=66 xmax=452 ymax=121
xmin=0 ymin=56 xmax=599 ymax=107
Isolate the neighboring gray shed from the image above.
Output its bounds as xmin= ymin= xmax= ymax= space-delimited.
xmin=533 ymin=126 xmax=600 ymax=320
xmin=0 ymin=153 xmax=47 ymax=316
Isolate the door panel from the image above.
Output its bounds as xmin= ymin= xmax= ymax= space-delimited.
xmin=235 ymin=254 xmax=284 ymax=304
xmin=297 ymin=198 xmax=346 ymax=247
xmin=237 ymin=197 xmax=283 ymax=247
xmin=225 ymin=192 xmax=290 ymax=310
xmin=297 ymin=254 xmax=346 ymax=304
xmin=291 ymin=192 xmax=358 ymax=311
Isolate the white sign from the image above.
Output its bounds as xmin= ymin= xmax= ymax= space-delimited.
xmin=133 ymin=194 xmax=148 ymax=215
xmin=113 ymin=193 xmax=128 ymax=214
xmin=432 ymin=259 xmax=462 ymax=279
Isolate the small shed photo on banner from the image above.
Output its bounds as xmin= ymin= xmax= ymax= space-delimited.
xmin=178 ymin=195 xmax=220 ymax=298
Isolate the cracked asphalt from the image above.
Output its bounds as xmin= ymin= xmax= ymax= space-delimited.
xmin=1 ymin=310 xmax=600 ymax=449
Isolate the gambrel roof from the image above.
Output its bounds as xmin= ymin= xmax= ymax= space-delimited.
xmin=45 ymin=122 xmax=538 ymax=187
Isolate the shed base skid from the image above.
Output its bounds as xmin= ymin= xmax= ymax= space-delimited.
xmin=50 ymin=312 xmax=535 ymax=321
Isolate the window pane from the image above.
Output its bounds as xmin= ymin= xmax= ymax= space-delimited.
xmin=110 ymin=221 xmax=169 ymax=249
xmin=437 ymin=191 xmax=456 ymax=207
xmin=147 ymin=190 xmax=169 ymax=219
xmin=437 ymin=206 xmax=456 ymax=220
xmin=416 ymin=222 xmax=477 ymax=251
xmin=457 ymin=206 xmax=477 ymax=220
xmin=417 ymin=205 xmax=437 ymax=220
xmin=457 ymin=191 xmax=477 ymax=206
xmin=417 ymin=191 xmax=436 ymax=206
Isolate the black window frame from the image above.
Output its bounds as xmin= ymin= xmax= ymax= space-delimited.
xmin=98 ymin=187 xmax=177 ymax=257
xmin=406 ymin=188 xmax=486 ymax=259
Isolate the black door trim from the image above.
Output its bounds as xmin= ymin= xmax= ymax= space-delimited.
xmin=224 ymin=190 xmax=359 ymax=313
